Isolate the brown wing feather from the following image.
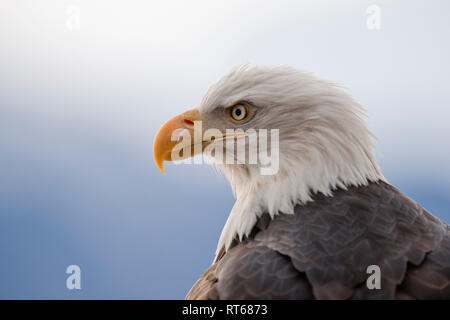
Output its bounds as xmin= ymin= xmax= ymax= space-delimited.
xmin=185 ymin=264 xmax=218 ymax=300
xmin=186 ymin=181 xmax=450 ymax=299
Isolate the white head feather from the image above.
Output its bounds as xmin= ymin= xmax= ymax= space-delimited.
xmin=198 ymin=65 xmax=386 ymax=260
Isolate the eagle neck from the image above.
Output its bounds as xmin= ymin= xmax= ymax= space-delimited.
xmin=214 ymin=147 xmax=385 ymax=262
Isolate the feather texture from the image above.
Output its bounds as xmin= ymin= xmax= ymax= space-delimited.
xmin=186 ymin=181 xmax=450 ymax=300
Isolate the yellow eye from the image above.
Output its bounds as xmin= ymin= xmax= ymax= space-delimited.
xmin=227 ymin=103 xmax=252 ymax=123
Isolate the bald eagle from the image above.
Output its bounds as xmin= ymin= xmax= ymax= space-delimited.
xmin=153 ymin=65 xmax=450 ymax=299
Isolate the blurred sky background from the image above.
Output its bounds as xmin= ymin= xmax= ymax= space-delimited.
xmin=0 ymin=0 xmax=449 ymax=299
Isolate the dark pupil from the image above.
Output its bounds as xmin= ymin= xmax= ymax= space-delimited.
xmin=235 ymin=108 xmax=242 ymax=117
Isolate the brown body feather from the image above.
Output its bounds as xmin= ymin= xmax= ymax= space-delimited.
xmin=186 ymin=181 xmax=450 ymax=299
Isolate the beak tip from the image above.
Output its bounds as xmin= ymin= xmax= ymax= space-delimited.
xmin=155 ymin=160 xmax=166 ymax=175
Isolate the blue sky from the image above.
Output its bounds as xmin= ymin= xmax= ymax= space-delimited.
xmin=0 ymin=0 xmax=449 ymax=299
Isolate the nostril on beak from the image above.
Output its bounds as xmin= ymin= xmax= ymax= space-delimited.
xmin=183 ymin=119 xmax=194 ymax=127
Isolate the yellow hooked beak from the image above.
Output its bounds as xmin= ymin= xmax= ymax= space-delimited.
xmin=153 ymin=108 xmax=202 ymax=174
